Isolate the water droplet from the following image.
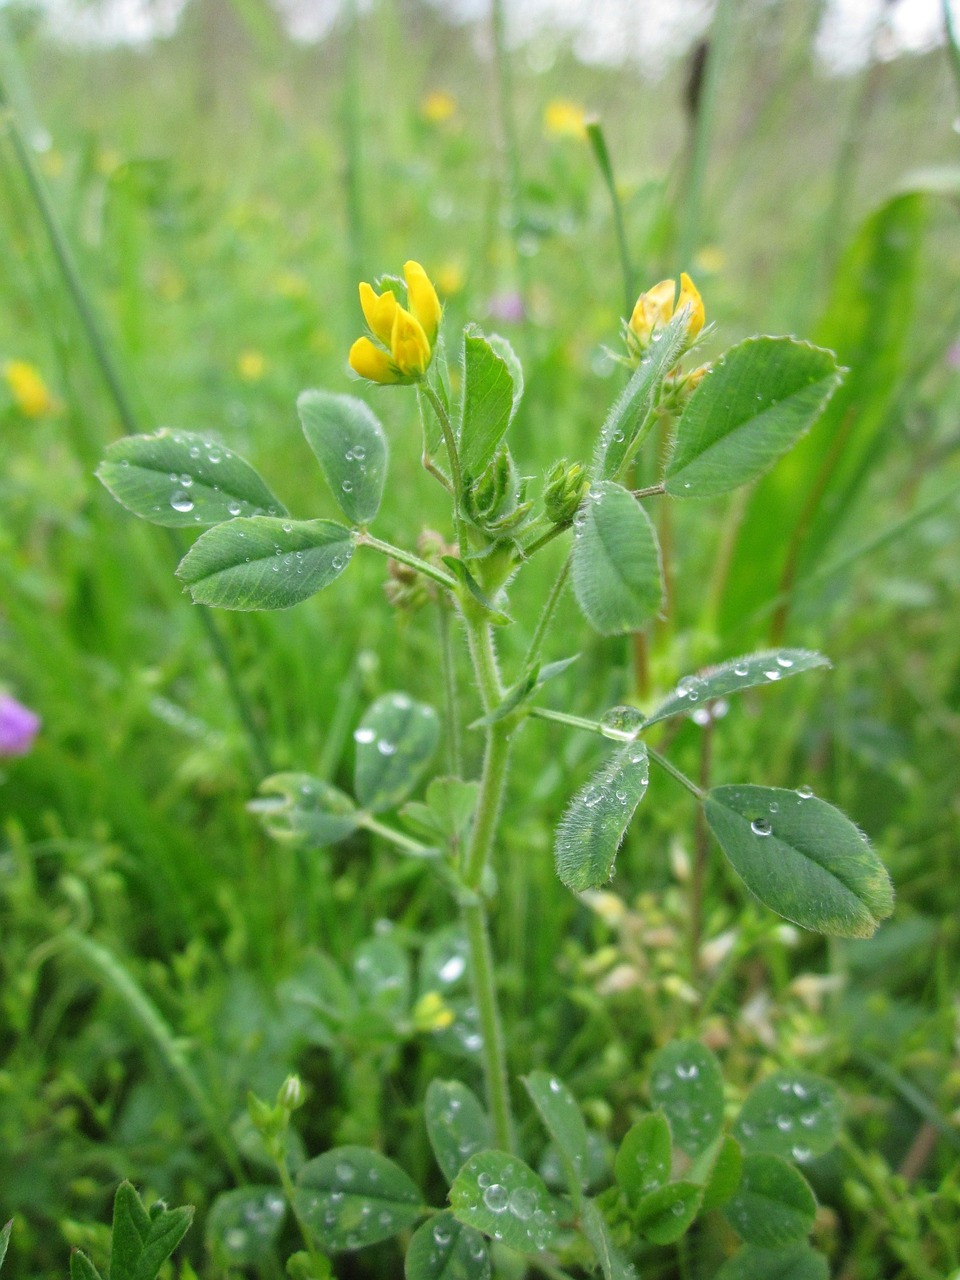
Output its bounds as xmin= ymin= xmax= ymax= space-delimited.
xmin=377 ymin=739 xmax=397 ymax=755
xmin=792 ymin=1145 xmax=812 ymax=1162
xmin=227 ymin=500 xmax=242 ymax=516
xmin=439 ymin=954 xmax=466 ymax=983
xmin=776 ymin=655 xmax=794 ymax=668
xmin=354 ymin=727 xmax=376 ymax=744
xmin=483 ymin=1184 xmax=509 ymax=1213
xmin=225 ymin=1228 xmax=248 ymax=1251
xmin=169 ymin=490 xmax=194 ymax=513
xmin=769 ymin=801 xmax=779 ymax=814
xmin=796 ymin=785 xmax=813 ymax=799
xmin=751 ymin=818 xmax=773 ymax=837
xmin=600 ymin=704 xmax=644 ymax=741
xmin=332 ymin=555 xmax=345 ymax=570
xmin=342 ymin=479 xmax=353 ymax=492
xmin=676 ymin=1062 xmax=699 ymax=1080
xmin=207 ymin=448 xmax=222 ymax=463
xmin=353 ymin=445 xmax=366 ymax=460
xmin=189 ymin=445 xmax=201 ymax=459
xmin=509 ymin=1187 xmax=537 ymax=1220
xmin=582 ymin=787 xmax=603 ymax=808
xmin=733 ymin=662 xmax=749 ymax=677
xmin=672 ymin=1201 xmax=686 ymax=1217
xmin=764 ymin=669 xmax=782 ymax=681
xmin=800 ymin=1111 xmax=818 ymax=1128
xmin=548 ymin=1077 xmax=562 ymax=1093
xmin=433 ymin=1222 xmax=453 ymax=1245
xmin=776 ymin=1114 xmax=794 ymax=1131
xmin=178 ymin=473 xmax=193 ymax=488
xmin=281 ymin=521 xmax=293 ymax=533
xmin=335 ymin=1161 xmax=355 ymax=1182
xmin=379 ymin=1211 xmax=393 ymax=1227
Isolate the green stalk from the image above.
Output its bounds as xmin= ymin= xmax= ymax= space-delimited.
xmin=438 ymin=604 xmax=463 ymax=777
xmin=586 ymin=119 xmax=635 ymax=319
xmin=341 ymin=0 xmax=365 ymax=291
xmin=460 ymin=613 xmax=515 ymax=1151
xmin=275 ymin=1154 xmax=327 ymax=1276
xmin=357 ymin=532 xmax=458 ymax=591
xmin=490 ymin=0 xmax=532 ymax=316
xmin=523 ymin=556 xmax=571 ymax=673
xmin=421 ymin=381 xmax=468 ymax=556
xmin=648 ymin=746 xmax=704 ymax=801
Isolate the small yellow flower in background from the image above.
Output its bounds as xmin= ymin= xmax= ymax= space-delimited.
xmin=435 ymin=261 xmax=465 ymax=297
xmin=349 ymin=260 xmax=442 ymax=385
xmin=4 ymin=360 xmax=58 ymax=417
xmin=41 ymin=149 xmax=64 ymax=179
xmin=420 ymin=91 xmax=458 ymax=125
xmin=412 ymin=990 xmax=456 ymax=1032
xmin=237 ymin=350 xmax=267 ymax=381
xmin=694 ymin=245 xmax=726 ymax=275
xmin=544 ymin=99 xmax=588 ymax=140
xmin=627 ymin=272 xmax=705 ymax=358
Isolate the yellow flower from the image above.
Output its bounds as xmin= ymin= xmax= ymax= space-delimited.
xmin=435 ymin=261 xmax=465 ymax=297
xmin=421 ymin=91 xmax=457 ymax=124
xmin=694 ymin=245 xmax=726 ymax=275
xmin=544 ymin=99 xmax=588 ymax=140
xmin=627 ymin=271 xmax=705 ymax=357
xmin=412 ymin=990 xmax=456 ymax=1032
xmin=4 ymin=360 xmax=57 ymax=417
xmin=349 ymin=260 xmax=442 ymax=385
xmin=237 ymin=350 xmax=267 ymax=381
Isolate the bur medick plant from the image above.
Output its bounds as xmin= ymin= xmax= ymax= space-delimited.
xmin=97 ymin=260 xmax=894 ymax=1280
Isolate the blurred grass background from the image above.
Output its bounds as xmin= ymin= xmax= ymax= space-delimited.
xmin=1 ymin=0 xmax=959 ymax=1274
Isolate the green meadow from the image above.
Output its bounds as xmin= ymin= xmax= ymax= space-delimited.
xmin=1 ymin=1 xmax=959 ymax=1277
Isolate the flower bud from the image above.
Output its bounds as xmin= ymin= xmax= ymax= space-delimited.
xmin=277 ymin=1074 xmax=305 ymax=1112
xmin=543 ymin=460 xmax=589 ymax=524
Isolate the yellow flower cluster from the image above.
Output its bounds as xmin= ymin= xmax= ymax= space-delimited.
xmin=544 ymin=99 xmax=588 ymax=140
xmin=349 ymin=261 xmax=442 ymax=385
xmin=4 ymin=360 xmax=57 ymax=417
xmin=628 ymin=272 xmax=705 ymax=354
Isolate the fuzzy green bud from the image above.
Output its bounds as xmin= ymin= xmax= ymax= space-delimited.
xmin=544 ymin=460 xmax=589 ymax=524
xmin=277 ymin=1074 xmax=305 ymax=1112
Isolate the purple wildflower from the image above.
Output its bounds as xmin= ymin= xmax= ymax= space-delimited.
xmin=0 ymin=693 xmax=41 ymax=757
xmin=486 ymin=290 xmax=526 ymax=324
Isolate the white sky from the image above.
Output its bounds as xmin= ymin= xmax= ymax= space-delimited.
xmin=7 ymin=0 xmax=957 ymax=73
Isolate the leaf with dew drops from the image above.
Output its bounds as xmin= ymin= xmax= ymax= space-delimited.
xmin=294 ymin=1147 xmax=423 ymax=1252
xmin=615 ymin=1112 xmax=672 ymax=1206
xmin=405 ymin=1211 xmax=490 ymax=1280
xmin=205 ymin=1187 xmax=286 ymax=1268
xmin=580 ymin=1200 xmax=637 ymax=1280
xmin=714 ymin=1243 xmax=829 ymax=1280
xmin=97 ymin=430 xmax=286 ymax=528
xmin=354 ymin=692 xmax=440 ymax=813
xmin=634 ymin=1181 xmax=702 ymax=1244
xmin=426 ymin=1080 xmax=493 ymax=1185
xmin=176 ymin=516 xmax=354 ymax=610
xmin=298 ymin=390 xmax=388 ymax=525
xmin=571 ymin=483 xmax=664 ymax=636
xmin=648 ymin=1040 xmax=724 ymax=1158
xmin=449 ymin=1151 xmax=560 ymax=1254
xmin=644 ymin=650 xmax=830 ymax=728
xmin=248 ymin=773 xmax=359 ymax=847
xmin=523 ymin=1072 xmax=590 ymax=1196
xmin=734 ymin=1071 xmax=842 ymax=1163
xmin=704 ymin=785 xmax=894 ymax=938
xmin=554 ymin=740 xmax=650 ymax=892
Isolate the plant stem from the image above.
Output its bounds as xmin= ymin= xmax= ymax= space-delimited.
xmin=359 ymin=814 xmax=436 ymax=857
xmin=648 ymin=747 xmax=705 ymax=801
xmin=438 ymin=605 xmax=463 ymax=777
xmin=585 ymin=119 xmax=635 ymax=319
xmin=490 ymin=0 xmax=532 ymax=318
xmin=523 ymin=556 xmax=571 ymax=672
xmin=356 ymin=532 xmax=458 ymax=591
xmin=421 ymin=381 xmax=468 ymax=556
xmin=690 ymin=715 xmax=714 ymax=976
xmin=528 ymin=706 xmax=608 ymax=737
xmin=275 ymin=1153 xmax=326 ymax=1275
xmin=460 ymin=613 xmax=515 ymax=1151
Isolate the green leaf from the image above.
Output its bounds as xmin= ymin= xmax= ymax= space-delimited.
xmin=572 ymin=483 xmax=663 ymax=636
xmin=734 ymin=1071 xmax=842 ymax=1162
xmin=459 ymin=328 xmax=518 ymax=478
xmin=249 ymin=773 xmax=360 ymax=847
xmin=278 ymin=951 xmax=352 ymax=1042
xmin=723 ymin=1154 xmax=816 ymax=1248
xmin=442 ymin=557 xmax=512 ymax=625
xmin=70 ymin=1253 xmax=102 ymax=1280
xmin=523 ymin=1072 xmax=590 ymax=1195
xmin=353 ymin=692 xmax=440 ymax=812
xmin=205 ymin=1187 xmax=286 ymax=1267
xmin=353 ymin=936 xmax=411 ymax=1013
xmin=419 ymin=928 xmax=470 ymax=995
xmin=554 ymin=740 xmax=649 ymax=891
xmin=131 ymin=1208 xmax=193 ymax=1280
xmin=614 ymin=1112 xmax=672 ymax=1205
xmin=97 ymin=430 xmax=286 ymax=528
xmin=700 ymin=1136 xmax=744 ymax=1212
xmin=425 ymin=1080 xmax=492 ymax=1184
xmin=580 ymin=1200 xmax=637 ymax=1280
xmin=643 ymin=650 xmax=830 ymax=727
xmin=176 ymin=516 xmax=354 ymax=610
xmin=0 ymin=1222 xmax=9 ymax=1274
xmin=297 ymin=390 xmax=388 ymax=525
xmin=714 ymin=1244 xmax=829 ymax=1280
xmin=449 ymin=1150 xmax=560 ymax=1253
xmin=594 ymin=311 xmax=692 ymax=479
xmin=295 ymin=1147 xmax=423 ymax=1251
xmin=110 ymin=1179 xmax=152 ymax=1280
xmin=704 ymin=785 xmax=894 ymax=938
xmin=648 ymin=1040 xmax=724 ymax=1158
xmin=665 ymin=338 xmax=841 ymax=498
xmin=634 ymin=1181 xmax=701 ymax=1244
xmin=405 ymin=1212 xmax=490 ymax=1280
